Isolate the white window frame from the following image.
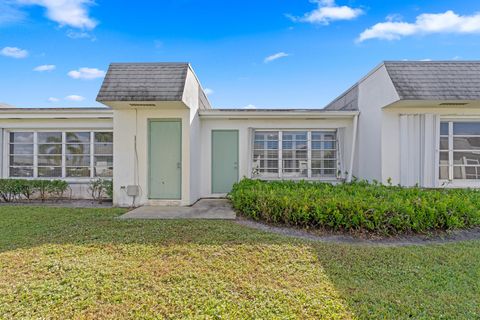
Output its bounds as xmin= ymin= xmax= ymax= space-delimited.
xmin=439 ymin=119 xmax=480 ymax=187
xmin=8 ymin=131 xmax=35 ymax=178
xmin=5 ymin=129 xmax=113 ymax=182
xmin=251 ymin=129 xmax=340 ymax=181
xmin=37 ymin=131 xmax=62 ymax=178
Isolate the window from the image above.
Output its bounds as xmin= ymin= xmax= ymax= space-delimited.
xmin=94 ymin=132 xmax=113 ymax=177
xmin=440 ymin=121 xmax=480 ymax=180
xmin=9 ymin=132 xmax=34 ymax=177
xmin=311 ymin=131 xmax=337 ymax=177
xmin=66 ymin=132 xmax=91 ymax=178
xmin=38 ymin=132 xmax=62 ymax=177
xmin=282 ymin=131 xmax=308 ymax=178
xmin=8 ymin=131 xmax=113 ymax=179
xmin=253 ymin=131 xmax=279 ymax=177
xmin=252 ymin=130 xmax=338 ymax=179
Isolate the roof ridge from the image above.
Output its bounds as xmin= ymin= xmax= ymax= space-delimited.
xmin=109 ymin=62 xmax=189 ymax=65
xmin=383 ymin=60 xmax=480 ymax=63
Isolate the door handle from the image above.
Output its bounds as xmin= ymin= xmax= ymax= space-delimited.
xmin=177 ymin=162 xmax=181 ymax=169
xmin=234 ymin=162 xmax=238 ymax=169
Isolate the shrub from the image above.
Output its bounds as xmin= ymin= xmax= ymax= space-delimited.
xmin=32 ymin=180 xmax=53 ymax=202
xmin=229 ymin=179 xmax=480 ymax=235
xmin=0 ymin=179 xmax=23 ymax=202
xmin=0 ymin=179 xmax=70 ymax=202
xmin=89 ymin=179 xmax=113 ymax=204
xmin=48 ymin=180 xmax=69 ymax=200
xmin=17 ymin=179 xmax=35 ymax=201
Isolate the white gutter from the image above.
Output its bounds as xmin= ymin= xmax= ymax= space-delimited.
xmin=0 ymin=108 xmax=113 ymax=119
xmin=199 ymin=110 xmax=359 ymax=119
xmin=347 ymin=113 xmax=359 ymax=183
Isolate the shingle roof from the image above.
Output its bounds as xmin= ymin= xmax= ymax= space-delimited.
xmin=384 ymin=61 xmax=480 ymax=100
xmin=325 ymin=61 xmax=480 ymax=111
xmin=324 ymin=84 xmax=359 ymax=111
xmin=96 ymin=63 xmax=189 ymax=102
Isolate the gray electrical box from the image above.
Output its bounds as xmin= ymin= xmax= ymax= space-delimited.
xmin=126 ymin=185 xmax=139 ymax=197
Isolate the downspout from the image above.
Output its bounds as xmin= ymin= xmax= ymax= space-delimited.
xmin=346 ymin=113 xmax=359 ymax=183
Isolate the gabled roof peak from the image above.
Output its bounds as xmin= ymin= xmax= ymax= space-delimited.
xmin=326 ymin=60 xmax=480 ymax=110
xmin=96 ymin=63 xmax=190 ymax=102
xmin=383 ymin=61 xmax=480 ymax=100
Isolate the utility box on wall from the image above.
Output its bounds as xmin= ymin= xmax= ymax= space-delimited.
xmin=126 ymin=185 xmax=139 ymax=197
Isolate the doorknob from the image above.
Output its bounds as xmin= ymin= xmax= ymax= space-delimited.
xmin=177 ymin=162 xmax=181 ymax=169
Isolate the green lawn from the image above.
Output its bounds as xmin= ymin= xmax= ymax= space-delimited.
xmin=0 ymin=207 xmax=479 ymax=319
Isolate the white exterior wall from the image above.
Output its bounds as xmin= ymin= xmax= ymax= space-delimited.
xmin=198 ymin=117 xmax=355 ymax=198
xmin=0 ymin=115 xmax=113 ymax=199
xmin=113 ymin=107 xmax=191 ymax=207
xmin=353 ymin=65 xmax=480 ymax=188
xmin=113 ymin=68 xmax=205 ymax=207
xmin=356 ymin=65 xmax=400 ymax=182
xmin=381 ymin=105 xmax=480 ymax=188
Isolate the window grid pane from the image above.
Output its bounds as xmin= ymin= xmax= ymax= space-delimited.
xmin=37 ymin=132 xmax=62 ymax=177
xmin=253 ymin=131 xmax=279 ymax=177
xmin=8 ymin=130 xmax=113 ymax=179
xmin=282 ymin=131 xmax=307 ymax=177
xmin=94 ymin=132 xmax=113 ymax=177
xmin=440 ymin=121 xmax=480 ymax=180
xmin=252 ymin=130 xmax=337 ymax=179
xmin=311 ymin=131 xmax=337 ymax=177
xmin=9 ymin=132 xmax=34 ymax=177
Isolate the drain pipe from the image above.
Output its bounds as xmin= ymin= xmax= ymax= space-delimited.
xmin=347 ymin=113 xmax=359 ymax=183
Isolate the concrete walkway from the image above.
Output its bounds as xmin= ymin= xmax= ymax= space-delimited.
xmin=118 ymin=198 xmax=236 ymax=220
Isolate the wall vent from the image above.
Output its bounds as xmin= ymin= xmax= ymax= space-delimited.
xmin=129 ymin=103 xmax=156 ymax=107
xmin=439 ymin=102 xmax=468 ymax=106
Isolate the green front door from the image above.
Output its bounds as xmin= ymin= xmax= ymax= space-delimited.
xmin=148 ymin=119 xmax=181 ymax=199
xmin=212 ymin=130 xmax=239 ymax=193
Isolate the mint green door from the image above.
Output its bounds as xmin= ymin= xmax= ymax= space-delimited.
xmin=212 ymin=130 xmax=239 ymax=193
xmin=148 ymin=120 xmax=181 ymax=199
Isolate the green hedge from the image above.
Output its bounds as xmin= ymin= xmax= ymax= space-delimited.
xmin=229 ymin=179 xmax=480 ymax=235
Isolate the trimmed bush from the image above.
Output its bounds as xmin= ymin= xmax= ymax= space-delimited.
xmin=0 ymin=179 xmax=70 ymax=202
xmin=89 ymin=179 xmax=113 ymax=204
xmin=0 ymin=179 xmax=24 ymax=202
xmin=229 ymin=179 xmax=480 ymax=235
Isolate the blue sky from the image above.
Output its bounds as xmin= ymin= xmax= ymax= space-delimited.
xmin=1 ymin=0 xmax=480 ymax=109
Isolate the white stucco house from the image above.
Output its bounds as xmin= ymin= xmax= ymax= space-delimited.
xmin=2 ymin=61 xmax=480 ymax=207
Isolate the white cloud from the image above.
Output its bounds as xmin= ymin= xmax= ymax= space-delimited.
xmin=16 ymin=0 xmax=98 ymax=29
xmin=1 ymin=46 xmax=28 ymax=58
xmin=65 ymin=94 xmax=84 ymax=101
xmin=66 ymin=29 xmax=96 ymax=40
xmin=243 ymin=104 xmax=256 ymax=109
xmin=33 ymin=64 xmax=56 ymax=71
xmin=264 ymin=52 xmax=290 ymax=63
xmin=67 ymin=67 xmax=105 ymax=80
xmin=204 ymin=88 xmax=214 ymax=95
xmin=0 ymin=2 xmax=25 ymax=25
xmin=48 ymin=97 xmax=60 ymax=102
xmin=291 ymin=0 xmax=363 ymax=25
xmin=358 ymin=10 xmax=480 ymax=42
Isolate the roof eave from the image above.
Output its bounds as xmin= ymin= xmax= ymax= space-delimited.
xmin=199 ymin=109 xmax=359 ymax=119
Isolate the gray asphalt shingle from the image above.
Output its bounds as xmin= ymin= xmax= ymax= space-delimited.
xmin=384 ymin=61 xmax=480 ymax=100
xmin=326 ymin=61 xmax=480 ymax=110
xmin=96 ymin=63 xmax=189 ymax=102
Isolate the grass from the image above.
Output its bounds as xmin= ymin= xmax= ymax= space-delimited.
xmin=0 ymin=206 xmax=479 ymax=319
